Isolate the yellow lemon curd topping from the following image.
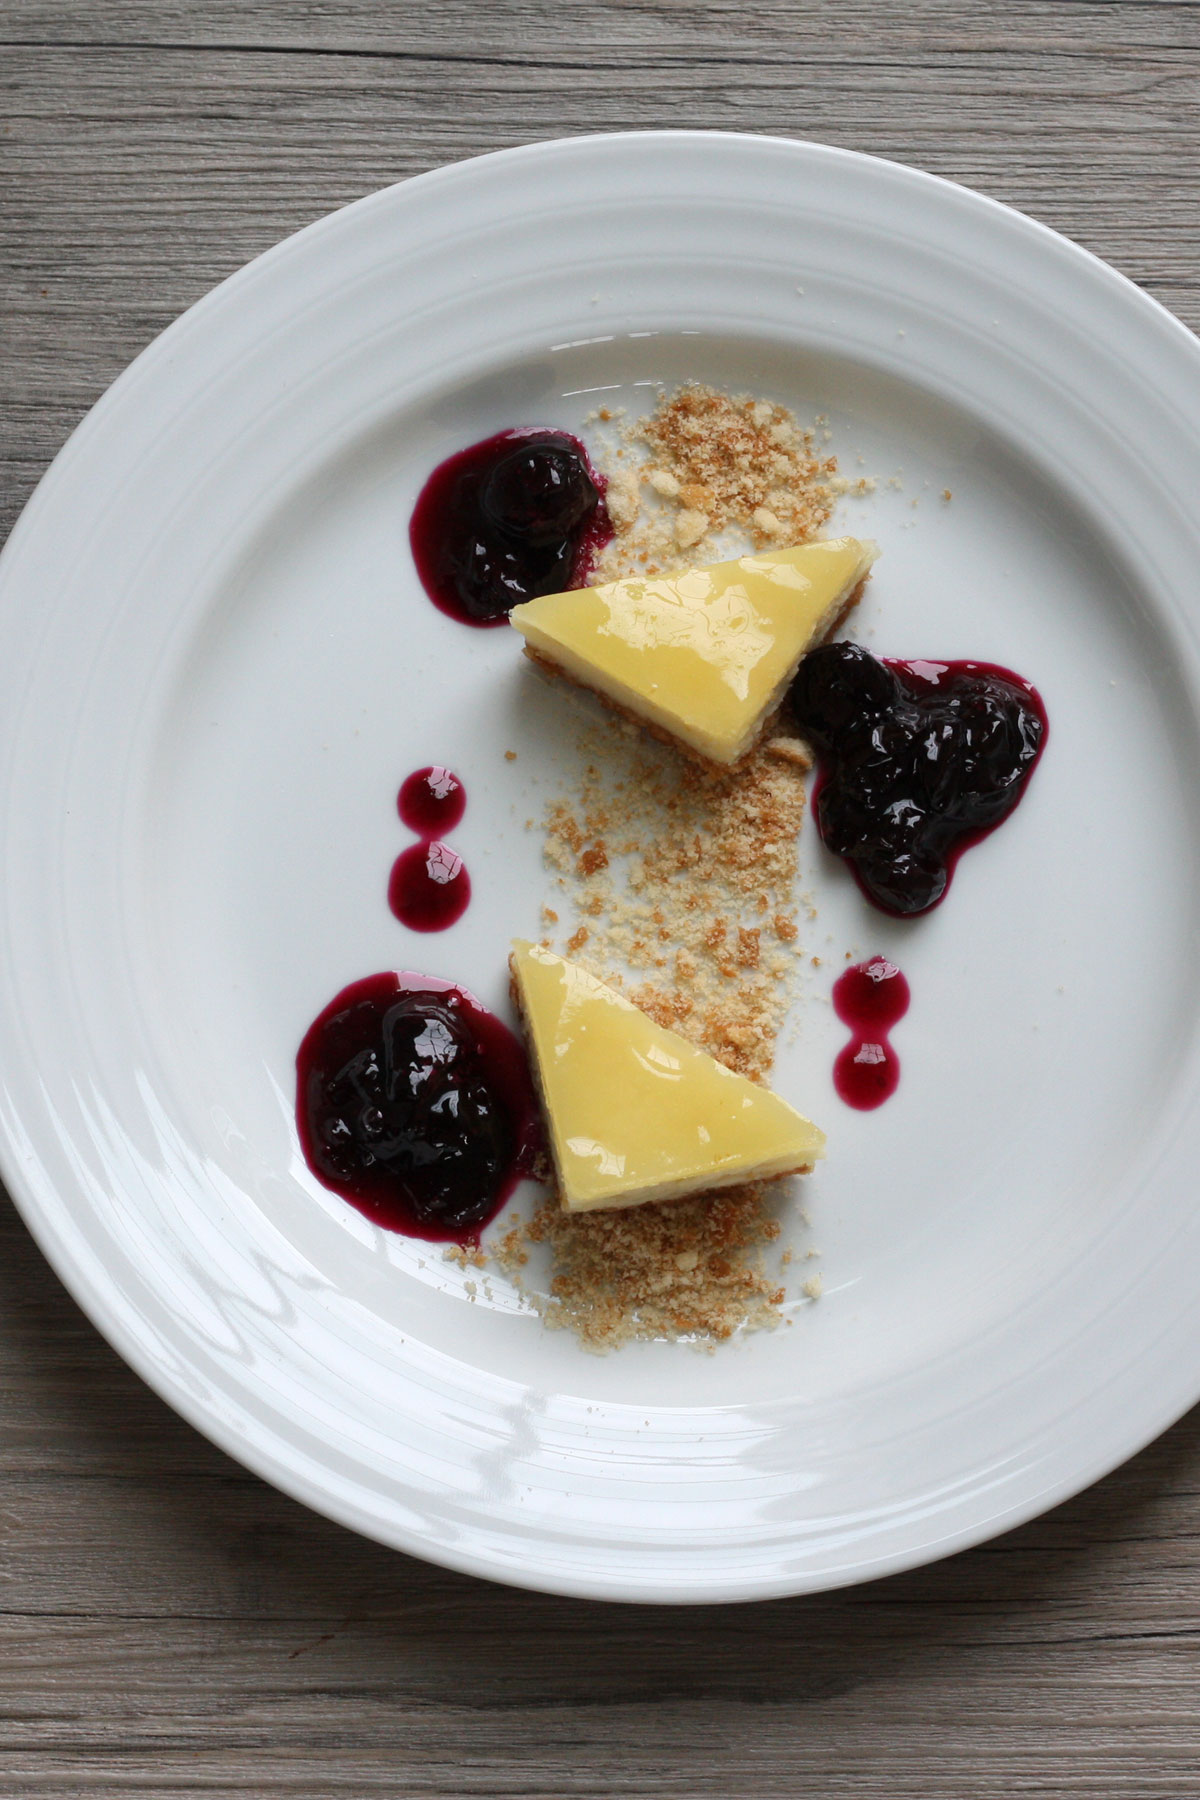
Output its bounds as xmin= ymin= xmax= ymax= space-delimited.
xmin=511 ymin=941 xmax=825 ymax=1213
xmin=509 ymin=538 xmax=877 ymax=765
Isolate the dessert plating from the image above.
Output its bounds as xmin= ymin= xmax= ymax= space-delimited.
xmin=292 ymin=380 xmax=1049 ymax=1348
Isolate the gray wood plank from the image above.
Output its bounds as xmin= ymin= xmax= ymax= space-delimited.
xmin=7 ymin=3 xmax=1200 ymax=549
xmin=6 ymin=3 xmax=1200 ymax=1795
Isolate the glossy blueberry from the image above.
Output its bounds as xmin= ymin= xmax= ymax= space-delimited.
xmin=304 ymin=993 xmax=512 ymax=1231
xmin=410 ymin=430 xmax=608 ymax=626
xmin=481 ymin=440 xmax=599 ymax=545
xmin=790 ymin=642 xmax=1046 ymax=916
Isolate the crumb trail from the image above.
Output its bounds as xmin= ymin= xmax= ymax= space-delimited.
xmin=494 ymin=383 xmax=842 ymax=1348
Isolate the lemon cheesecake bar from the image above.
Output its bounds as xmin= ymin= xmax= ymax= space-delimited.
xmin=510 ymin=940 xmax=825 ymax=1214
xmin=509 ymin=538 xmax=876 ymax=766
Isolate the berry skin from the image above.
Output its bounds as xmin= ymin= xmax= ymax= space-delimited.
xmin=446 ymin=529 xmax=576 ymax=623
xmin=481 ymin=440 xmax=599 ymax=545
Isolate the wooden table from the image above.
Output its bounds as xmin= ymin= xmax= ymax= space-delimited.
xmin=5 ymin=4 xmax=1200 ymax=1793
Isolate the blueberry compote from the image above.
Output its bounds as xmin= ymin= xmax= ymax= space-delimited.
xmin=296 ymin=972 xmax=542 ymax=1244
xmin=789 ymin=643 xmax=1047 ymax=916
xmin=410 ymin=429 xmax=612 ymax=627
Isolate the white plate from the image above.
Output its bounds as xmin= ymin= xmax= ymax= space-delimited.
xmin=4 ymin=131 xmax=1200 ymax=1603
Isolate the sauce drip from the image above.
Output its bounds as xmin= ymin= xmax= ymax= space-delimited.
xmin=832 ymin=957 xmax=910 ymax=1110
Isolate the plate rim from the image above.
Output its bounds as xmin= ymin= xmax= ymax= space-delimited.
xmin=4 ymin=128 xmax=1200 ymax=1604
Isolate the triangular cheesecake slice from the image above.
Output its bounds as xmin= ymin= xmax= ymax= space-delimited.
xmin=511 ymin=941 xmax=825 ymax=1213
xmin=510 ymin=538 xmax=876 ymax=766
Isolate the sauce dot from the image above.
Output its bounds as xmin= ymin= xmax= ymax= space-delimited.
xmin=388 ymin=839 xmax=471 ymax=932
xmin=398 ymin=765 xmax=466 ymax=834
xmin=832 ymin=957 xmax=910 ymax=1110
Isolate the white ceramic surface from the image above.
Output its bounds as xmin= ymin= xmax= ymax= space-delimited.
xmin=3 ymin=132 xmax=1200 ymax=1603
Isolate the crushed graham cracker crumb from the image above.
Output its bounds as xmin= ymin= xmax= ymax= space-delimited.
xmin=487 ymin=383 xmax=842 ymax=1348
xmin=765 ymin=735 xmax=814 ymax=770
xmin=443 ymin=1242 xmax=487 ymax=1271
xmin=542 ymin=725 xmax=807 ymax=1083
xmin=590 ymin=382 xmax=838 ymax=581
xmin=493 ymin=1183 xmax=789 ymax=1352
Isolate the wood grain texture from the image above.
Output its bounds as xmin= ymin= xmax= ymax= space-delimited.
xmin=6 ymin=3 xmax=1200 ymax=1794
